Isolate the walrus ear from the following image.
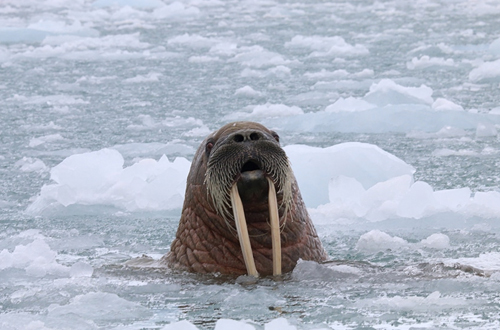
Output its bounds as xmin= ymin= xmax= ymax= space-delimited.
xmin=271 ymin=131 xmax=280 ymax=143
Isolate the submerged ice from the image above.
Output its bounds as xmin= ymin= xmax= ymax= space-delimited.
xmin=2 ymin=0 xmax=500 ymax=329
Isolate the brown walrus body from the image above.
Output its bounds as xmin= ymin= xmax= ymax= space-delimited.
xmin=163 ymin=121 xmax=327 ymax=276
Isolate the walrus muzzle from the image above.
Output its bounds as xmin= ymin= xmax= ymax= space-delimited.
xmin=205 ymin=129 xmax=292 ymax=277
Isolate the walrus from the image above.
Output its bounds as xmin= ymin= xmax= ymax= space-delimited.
xmin=162 ymin=121 xmax=327 ymax=276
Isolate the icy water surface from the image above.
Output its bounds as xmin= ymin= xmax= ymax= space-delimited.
xmin=2 ymin=0 xmax=500 ymax=329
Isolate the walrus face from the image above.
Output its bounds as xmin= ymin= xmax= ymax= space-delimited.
xmin=205 ymin=122 xmax=292 ymax=221
xmin=204 ymin=121 xmax=293 ymax=276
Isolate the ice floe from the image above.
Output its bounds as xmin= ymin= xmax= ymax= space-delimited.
xmin=26 ymin=140 xmax=500 ymax=222
xmin=266 ymin=79 xmax=500 ymax=133
xmin=285 ymin=35 xmax=369 ymax=57
xmin=27 ymin=148 xmax=190 ymax=215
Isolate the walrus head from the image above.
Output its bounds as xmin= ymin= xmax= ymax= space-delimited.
xmin=165 ymin=121 xmax=327 ymax=276
xmin=204 ymin=122 xmax=292 ymax=276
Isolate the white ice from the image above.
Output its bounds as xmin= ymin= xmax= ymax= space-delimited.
xmin=27 ymin=140 xmax=500 ymax=223
xmin=0 ymin=231 xmax=70 ymax=277
xmin=161 ymin=317 xmax=305 ymax=330
xmin=266 ymin=78 xmax=500 ymax=133
xmin=285 ymin=35 xmax=369 ymax=57
xmin=356 ymin=230 xmax=450 ymax=252
xmin=27 ymin=148 xmax=190 ymax=215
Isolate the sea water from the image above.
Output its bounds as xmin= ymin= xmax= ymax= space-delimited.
xmin=1 ymin=0 xmax=500 ymax=329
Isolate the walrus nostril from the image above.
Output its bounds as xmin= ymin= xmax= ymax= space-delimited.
xmin=234 ymin=134 xmax=244 ymax=142
xmin=250 ymin=132 xmax=259 ymax=141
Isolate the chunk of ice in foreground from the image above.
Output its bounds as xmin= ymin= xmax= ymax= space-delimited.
xmin=26 ymin=148 xmax=190 ymax=215
xmin=284 ymin=142 xmax=415 ymax=207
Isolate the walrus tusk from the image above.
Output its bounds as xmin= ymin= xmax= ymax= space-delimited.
xmin=230 ymin=184 xmax=259 ymax=277
xmin=267 ymin=177 xmax=281 ymax=276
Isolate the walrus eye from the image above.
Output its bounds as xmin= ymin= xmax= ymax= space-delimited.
xmin=206 ymin=141 xmax=214 ymax=154
xmin=271 ymin=132 xmax=280 ymax=143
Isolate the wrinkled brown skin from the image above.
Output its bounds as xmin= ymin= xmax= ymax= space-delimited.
xmin=162 ymin=121 xmax=328 ymax=276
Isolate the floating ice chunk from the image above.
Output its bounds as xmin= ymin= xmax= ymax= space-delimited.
xmin=407 ymin=126 xmax=468 ymax=139
xmin=325 ymin=97 xmax=376 ymax=113
xmin=419 ymin=233 xmax=450 ymax=249
xmin=26 ymin=148 xmax=190 ymax=215
xmin=285 ymin=35 xmax=368 ymax=56
xmin=265 ymin=318 xmax=297 ymax=330
xmin=70 ymin=261 xmax=93 ymax=277
xmin=471 ymin=191 xmax=500 ymax=215
xmin=397 ymin=181 xmax=437 ymax=219
xmin=152 ymin=2 xmax=201 ymax=19
xmin=435 ymin=126 xmax=467 ymax=137
xmin=469 ymin=59 xmax=500 ymax=82
xmin=292 ymin=259 xmax=361 ymax=282
xmin=0 ymin=238 xmax=69 ymax=277
xmin=364 ymin=79 xmax=434 ymax=106
xmin=432 ymin=98 xmax=464 ymax=111
xmin=235 ymin=86 xmax=264 ymax=98
xmin=329 ymin=176 xmax=366 ymax=208
xmin=0 ymin=20 xmax=99 ymax=44
xmin=434 ymin=188 xmax=471 ymax=211
xmin=44 ymin=33 xmax=149 ymax=49
xmin=92 ymin=0 xmax=165 ymax=8
xmin=445 ymin=252 xmax=500 ymax=272
xmin=29 ymin=20 xmax=98 ymax=36
xmin=489 ymin=37 xmax=500 ymax=57
xmin=269 ymin=104 xmax=500 ymax=134
xmin=358 ymin=291 xmax=467 ymax=311
xmin=285 ymin=143 xmax=415 ymax=207
xmin=241 ymin=66 xmax=291 ymax=78
xmin=15 ymin=157 xmax=49 ymax=173
xmin=491 ymin=107 xmax=500 ymax=115
xmin=432 ymin=148 xmax=477 ymax=157
xmin=215 ymin=319 xmax=255 ymax=330
xmin=188 ymin=55 xmax=219 ymax=63
xmin=475 ymin=122 xmax=497 ymax=137
xmin=124 ymin=72 xmax=162 ymax=83
xmin=17 ymin=33 xmax=150 ymax=61
xmin=362 ymin=175 xmax=413 ymax=221
xmin=48 ymin=292 xmax=151 ymax=322
xmin=14 ymin=94 xmax=88 ymax=105
xmin=29 ymin=134 xmax=65 ymax=147
xmin=0 ymin=27 xmax=52 ymax=44
xmin=209 ymin=42 xmax=238 ymax=56
xmin=356 ymin=230 xmax=408 ymax=251
xmin=407 ymin=55 xmax=455 ymax=70
xmin=51 ymin=148 xmax=123 ymax=200
xmin=230 ymin=45 xmax=291 ymax=68
xmin=161 ymin=320 xmax=199 ymax=330
xmin=167 ymin=34 xmax=219 ymax=48
xmin=305 ymin=69 xmax=349 ymax=79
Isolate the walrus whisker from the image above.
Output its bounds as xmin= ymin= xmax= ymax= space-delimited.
xmin=267 ymin=177 xmax=281 ymax=276
xmin=230 ymin=183 xmax=259 ymax=277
